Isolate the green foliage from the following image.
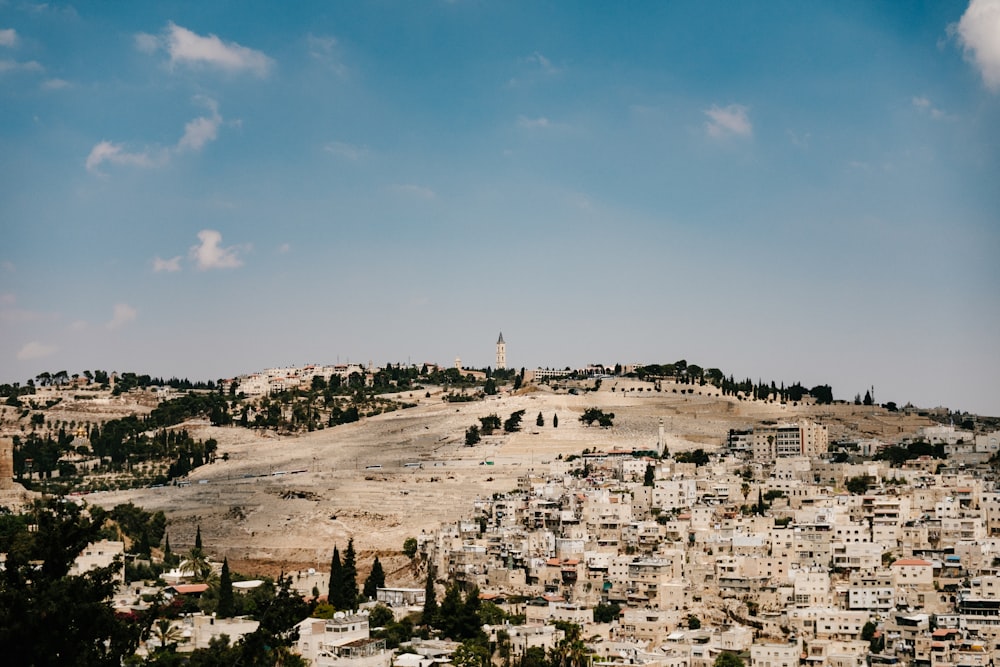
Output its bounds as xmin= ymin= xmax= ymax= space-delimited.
xmin=479 ymin=414 xmax=501 ymax=435
xmin=552 ymin=413 xmax=558 ymax=428
xmin=0 ymin=500 xmax=146 ymax=665
xmin=674 ymin=449 xmax=710 ymax=466
xmin=536 ymin=412 xmax=544 ymax=427
xmin=809 ymin=385 xmax=834 ymax=404
xmin=368 ymin=604 xmax=394 ymax=628
xmin=504 ymin=410 xmax=526 ymax=433
xmin=846 ymin=475 xmax=874 ymax=495
xmin=403 ymin=537 xmax=418 ymax=558
xmin=364 ymin=556 xmax=386 ymax=600
xmin=423 ymin=564 xmax=438 ymax=623
xmin=594 ymin=602 xmax=621 ymax=623
xmin=465 ymin=425 xmax=481 ymax=446
xmin=714 ymin=652 xmax=746 ymax=667
xmin=217 ymin=558 xmax=235 ymax=618
xmin=643 ymin=464 xmax=655 ymax=487
xmin=687 ymin=614 xmax=701 ymax=629
xmin=579 ymin=408 xmax=614 ymax=427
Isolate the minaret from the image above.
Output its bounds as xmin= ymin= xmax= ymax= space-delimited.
xmin=496 ymin=332 xmax=506 ymax=370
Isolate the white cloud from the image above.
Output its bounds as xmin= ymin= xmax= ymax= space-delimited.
xmin=107 ymin=303 xmax=137 ymax=330
xmin=85 ymin=140 xmax=159 ymax=172
xmin=86 ymin=98 xmax=222 ymax=172
xmin=0 ymin=28 xmax=17 ymax=47
xmin=525 ymin=51 xmax=559 ymax=74
xmin=517 ymin=115 xmax=551 ymax=129
xmin=392 ymin=184 xmax=436 ymax=200
xmin=178 ymin=98 xmax=222 ymax=151
xmin=69 ymin=320 xmax=87 ymax=331
xmin=704 ymin=104 xmax=753 ymax=138
xmin=17 ymin=341 xmax=57 ymax=361
xmin=152 ymin=255 xmax=182 ymax=272
xmin=912 ymin=95 xmax=947 ymax=119
xmin=134 ymin=32 xmax=159 ymax=53
xmin=307 ymin=33 xmax=348 ymax=76
xmin=141 ymin=22 xmax=274 ymax=77
xmin=276 ymin=243 xmax=291 ymax=254
xmin=190 ymin=229 xmax=245 ymax=270
xmin=41 ymin=78 xmax=69 ymax=90
xmin=0 ymin=59 xmax=43 ymax=73
xmin=325 ymin=141 xmax=368 ymax=160
xmin=954 ymin=0 xmax=1000 ymax=91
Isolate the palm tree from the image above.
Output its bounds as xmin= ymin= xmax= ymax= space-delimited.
xmin=180 ymin=548 xmax=212 ymax=582
xmin=151 ymin=618 xmax=183 ymax=652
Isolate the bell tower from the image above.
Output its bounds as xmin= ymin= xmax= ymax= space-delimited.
xmin=496 ymin=332 xmax=506 ymax=370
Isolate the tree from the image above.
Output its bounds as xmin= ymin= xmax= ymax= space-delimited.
xmin=403 ymin=537 xmax=418 ymax=558
xmin=453 ymin=640 xmax=490 ymax=667
xmin=194 ymin=525 xmax=203 ymax=552
xmin=643 ymin=464 xmax=655 ymax=487
xmin=328 ymin=546 xmax=344 ymax=609
xmin=579 ymin=408 xmax=614 ymax=427
xmin=151 ymin=618 xmax=183 ymax=653
xmin=687 ymin=614 xmax=701 ymax=629
xmin=0 ymin=499 xmax=145 ymax=665
xmin=364 ymin=556 xmax=386 ymax=600
xmin=342 ymin=538 xmax=359 ymax=608
xmin=714 ymin=653 xmax=745 ymax=667
xmin=863 ymin=389 xmax=873 ymax=406
xmin=594 ymin=602 xmax=621 ymax=623
xmin=369 ymin=604 xmax=394 ymax=628
xmin=218 ymin=557 xmax=235 ymax=618
xmin=552 ymin=413 xmax=558 ymax=428
xmin=536 ymin=412 xmax=544 ymax=427
xmin=846 ymin=475 xmax=873 ymax=495
xmin=465 ymin=425 xmax=481 ymax=446
xmin=504 ymin=410 xmax=526 ymax=433
xmin=422 ymin=564 xmax=438 ymax=624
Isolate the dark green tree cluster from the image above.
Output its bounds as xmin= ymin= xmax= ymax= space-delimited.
xmin=0 ymin=499 xmax=146 ymax=665
xmin=432 ymin=583 xmax=486 ymax=642
xmin=479 ymin=414 xmax=502 ymax=435
xmin=504 ymin=410 xmax=526 ymax=433
xmin=328 ymin=539 xmax=358 ymax=610
xmin=579 ymin=408 xmax=614 ymax=427
xmin=363 ymin=556 xmax=385 ymax=599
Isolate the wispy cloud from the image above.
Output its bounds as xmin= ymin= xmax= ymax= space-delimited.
xmin=178 ymin=97 xmax=222 ymax=151
xmin=87 ymin=97 xmax=223 ymax=172
xmin=152 ymin=255 xmax=182 ymax=272
xmin=517 ymin=115 xmax=551 ymax=129
xmin=190 ymin=229 xmax=246 ymax=270
xmin=0 ymin=28 xmax=17 ymax=47
xmin=107 ymin=303 xmax=137 ymax=330
xmin=17 ymin=341 xmax=57 ymax=361
xmin=41 ymin=77 xmax=70 ymax=90
xmin=392 ymin=184 xmax=436 ymax=200
xmin=524 ymin=51 xmax=560 ymax=75
xmin=953 ymin=0 xmax=1000 ymax=92
xmin=0 ymin=59 xmax=43 ymax=73
xmin=85 ymin=140 xmax=161 ymax=172
xmin=137 ymin=22 xmax=274 ymax=77
xmin=325 ymin=141 xmax=368 ymax=160
xmin=307 ymin=33 xmax=348 ymax=77
xmin=912 ymin=95 xmax=947 ymax=120
xmin=276 ymin=243 xmax=291 ymax=254
xmin=704 ymin=104 xmax=752 ymax=138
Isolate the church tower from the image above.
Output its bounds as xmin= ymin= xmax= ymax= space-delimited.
xmin=496 ymin=332 xmax=506 ymax=370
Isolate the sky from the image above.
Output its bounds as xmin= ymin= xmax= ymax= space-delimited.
xmin=1 ymin=1 xmax=999 ymax=416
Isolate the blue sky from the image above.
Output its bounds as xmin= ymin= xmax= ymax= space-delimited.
xmin=2 ymin=1 xmax=998 ymax=415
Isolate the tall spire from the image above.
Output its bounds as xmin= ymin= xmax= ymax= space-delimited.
xmin=496 ymin=332 xmax=506 ymax=370
xmin=497 ymin=331 xmax=504 ymax=344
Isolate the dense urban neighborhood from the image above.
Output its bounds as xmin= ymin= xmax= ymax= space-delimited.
xmin=2 ymin=350 xmax=1000 ymax=667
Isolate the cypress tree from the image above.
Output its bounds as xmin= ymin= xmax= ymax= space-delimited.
xmin=194 ymin=525 xmax=202 ymax=552
xmin=422 ymin=564 xmax=437 ymax=625
xmin=552 ymin=414 xmax=558 ymax=428
xmin=329 ymin=546 xmax=344 ymax=608
xmin=218 ymin=558 xmax=235 ymax=618
xmin=343 ymin=538 xmax=358 ymax=609
xmin=363 ymin=556 xmax=385 ymax=600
